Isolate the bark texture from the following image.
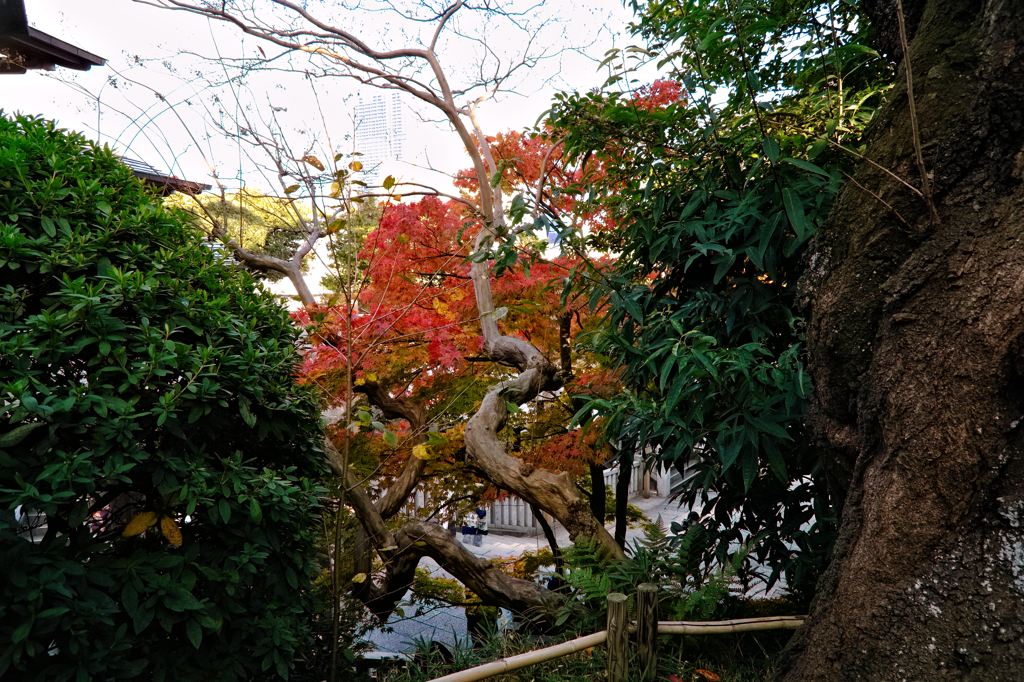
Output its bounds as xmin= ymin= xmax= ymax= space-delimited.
xmin=323 ymin=438 xmax=556 ymax=620
xmin=780 ymin=0 xmax=1024 ymax=678
xmin=464 ymin=218 xmax=625 ymax=560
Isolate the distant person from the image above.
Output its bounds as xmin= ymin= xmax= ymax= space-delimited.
xmin=473 ymin=506 xmax=488 ymax=547
xmin=461 ymin=510 xmax=477 ymax=543
xmin=682 ymin=511 xmax=700 ymax=531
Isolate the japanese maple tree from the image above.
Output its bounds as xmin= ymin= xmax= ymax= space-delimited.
xmin=296 ymin=135 xmax=627 ymax=619
xmin=141 ymin=0 xmax=671 ymax=628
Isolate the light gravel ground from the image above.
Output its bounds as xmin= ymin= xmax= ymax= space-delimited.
xmin=361 ymin=493 xmax=701 ymax=656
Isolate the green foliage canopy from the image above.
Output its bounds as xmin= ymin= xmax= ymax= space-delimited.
xmin=0 ymin=113 xmax=325 ymax=681
xmin=551 ymin=0 xmax=892 ymax=594
xmin=166 ymin=189 xmax=313 ymax=281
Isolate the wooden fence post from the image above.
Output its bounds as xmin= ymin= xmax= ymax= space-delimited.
xmin=637 ymin=583 xmax=658 ymax=680
xmin=606 ymin=592 xmax=629 ymax=682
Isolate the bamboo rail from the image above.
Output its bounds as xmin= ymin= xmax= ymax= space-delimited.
xmin=427 ymin=630 xmax=608 ymax=682
xmin=657 ymin=615 xmax=806 ymax=635
xmin=425 ymin=586 xmax=806 ymax=682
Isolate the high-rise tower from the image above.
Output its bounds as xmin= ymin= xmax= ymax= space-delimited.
xmin=353 ymin=91 xmax=405 ymax=186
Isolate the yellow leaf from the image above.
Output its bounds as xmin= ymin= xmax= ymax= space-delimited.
xmin=160 ymin=515 xmax=183 ymax=547
xmin=349 ymin=161 xmax=363 ymax=172
xmin=351 ymin=573 xmax=367 ymax=583
xmin=302 ymin=155 xmax=325 ymax=171
xmin=122 ymin=511 xmax=158 ymax=537
xmin=284 ymin=184 xmax=300 ymax=195
xmin=431 ymin=297 xmax=450 ymax=318
xmin=365 ymin=372 xmax=377 ymax=383
xmin=449 ymin=289 xmax=466 ymax=302
xmin=413 ymin=445 xmax=430 ymax=460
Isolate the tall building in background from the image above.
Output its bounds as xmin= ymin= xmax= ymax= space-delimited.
xmin=353 ymin=91 xmax=405 ymax=186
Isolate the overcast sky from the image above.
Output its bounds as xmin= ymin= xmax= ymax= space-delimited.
xmin=1 ymin=0 xmax=644 ymax=194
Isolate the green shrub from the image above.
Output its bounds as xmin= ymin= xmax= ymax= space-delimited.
xmin=0 ymin=113 xmax=326 ymax=681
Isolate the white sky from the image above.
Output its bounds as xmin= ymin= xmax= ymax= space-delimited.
xmin=1 ymin=0 xmax=645 ymax=195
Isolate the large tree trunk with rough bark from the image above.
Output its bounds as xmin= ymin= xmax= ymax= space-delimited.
xmin=779 ymin=0 xmax=1024 ymax=678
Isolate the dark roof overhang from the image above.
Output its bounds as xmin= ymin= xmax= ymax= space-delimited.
xmin=0 ymin=0 xmax=105 ymax=73
xmin=120 ymin=157 xmax=211 ymax=196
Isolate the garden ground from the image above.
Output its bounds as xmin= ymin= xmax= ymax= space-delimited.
xmin=362 ymin=492 xmax=787 ymax=658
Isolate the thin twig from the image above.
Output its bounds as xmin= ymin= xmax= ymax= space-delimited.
xmin=777 ymin=120 xmax=924 ymax=199
xmin=533 ymin=135 xmax=568 ymax=223
xmin=895 ymin=0 xmax=939 ymax=223
xmin=842 ymin=171 xmax=913 ymax=232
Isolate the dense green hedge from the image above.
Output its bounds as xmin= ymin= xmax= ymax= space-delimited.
xmin=0 ymin=113 xmax=326 ymax=681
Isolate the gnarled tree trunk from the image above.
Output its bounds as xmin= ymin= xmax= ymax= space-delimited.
xmin=780 ymin=0 xmax=1024 ymax=678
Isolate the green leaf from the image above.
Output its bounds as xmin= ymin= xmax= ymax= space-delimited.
xmin=122 ymin=583 xmax=139 ymax=618
xmin=764 ymin=444 xmax=788 ymax=483
xmin=250 ymin=498 xmax=262 ymax=523
xmin=762 ymin=136 xmax=780 ymax=163
xmin=742 ymin=451 xmax=758 ymax=492
xmin=218 ymin=499 xmax=231 ymax=523
xmin=782 ymin=188 xmax=810 ymax=240
xmin=11 ymin=620 xmax=31 ymax=644
xmin=383 ymin=175 xmax=396 ymax=190
xmin=36 ymin=607 xmax=69 ymax=620
xmin=239 ymin=396 xmax=256 ymax=427
xmin=185 ymin=619 xmax=202 ymax=649
xmin=783 ymin=157 xmax=831 ymax=178
xmin=40 ymin=215 xmax=56 ymax=237
xmin=619 ymin=293 xmax=643 ymax=323
xmin=69 ymin=499 xmax=90 ymax=527
xmin=382 ymin=429 xmax=398 ymax=448
xmin=0 ymin=422 xmax=44 ymax=448
xmin=718 ymin=436 xmax=741 ymax=473
xmin=162 ymin=587 xmax=202 ymax=612
xmin=133 ymin=607 xmax=154 ymax=635
xmin=284 ymin=184 xmax=300 ymax=195
xmin=751 ymin=416 xmax=791 ymax=440
xmin=808 ymin=138 xmax=829 ymax=159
